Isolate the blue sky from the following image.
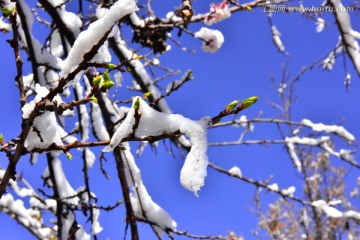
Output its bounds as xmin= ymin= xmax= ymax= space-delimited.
xmin=1 ymin=0 xmax=360 ymax=239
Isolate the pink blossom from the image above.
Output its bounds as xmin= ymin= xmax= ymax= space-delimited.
xmin=204 ymin=0 xmax=231 ymax=26
xmin=195 ymin=27 xmax=224 ymax=53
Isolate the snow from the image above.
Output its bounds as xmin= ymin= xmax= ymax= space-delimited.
xmin=165 ymin=11 xmax=183 ymax=22
xmin=316 ymin=18 xmax=325 ymax=33
xmin=91 ymin=207 xmax=103 ymax=235
xmin=311 ymin=200 xmax=360 ymax=220
xmin=166 ymin=80 xmax=182 ymax=93
xmin=271 ymin=26 xmax=286 ymax=53
xmin=48 ymin=0 xmax=67 ymax=7
xmin=61 ymin=211 xmax=75 ymax=240
xmin=238 ymin=115 xmax=254 ymax=131
xmin=112 ymin=32 xmax=171 ymax=113
xmin=152 ymin=58 xmax=160 ymax=66
xmin=339 ymin=149 xmax=355 ymax=162
xmin=45 ymin=153 xmax=79 ymax=206
xmin=328 ymin=199 xmax=342 ymax=206
xmin=329 ymin=0 xmax=360 ymax=75
xmin=312 ymin=200 xmax=343 ymax=218
xmin=0 ymin=170 xmax=53 ymax=239
xmin=74 ymin=82 xmax=90 ymax=142
xmin=204 ymin=0 xmax=231 ymax=26
xmin=284 ymin=137 xmax=302 ymax=172
xmin=23 ymin=84 xmax=63 ymax=151
xmin=281 ymin=186 xmax=295 ymax=197
xmin=121 ymin=143 xmax=177 ymax=235
xmin=345 ymin=73 xmax=351 ymax=86
xmin=114 ymin=71 xmax=123 ymax=87
xmin=301 ymin=119 xmax=355 ymax=142
xmin=277 ymin=83 xmax=287 ymax=95
xmin=194 ymin=27 xmax=224 ymax=53
xmin=85 ymin=148 xmax=96 ymax=168
xmin=91 ymin=41 xmax=112 ymax=64
xmin=228 ymin=166 xmax=242 ymax=177
xmin=31 ymin=38 xmax=62 ymax=69
xmin=18 ymin=0 xmax=62 ymax=86
xmin=104 ymin=97 xmax=209 ymax=195
xmin=344 ymin=210 xmax=360 ymax=220
xmin=91 ymin=102 xmax=110 ymax=141
xmin=60 ymin=9 xmax=82 ymax=37
xmin=267 ymin=183 xmax=279 ymax=191
xmin=1 ymin=0 xmax=15 ymax=8
xmin=0 ymin=19 xmax=11 ymax=32
xmin=60 ymin=0 xmax=138 ymax=79
xmin=322 ymin=51 xmax=335 ymax=70
xmin=179 ymin=118 xmax=209 ymax=195
xmin=129 ymin=12 xmax=145 ymax=27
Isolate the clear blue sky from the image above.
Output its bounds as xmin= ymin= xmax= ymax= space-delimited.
xmin=1 ymin=0 xmax=359 ymax=239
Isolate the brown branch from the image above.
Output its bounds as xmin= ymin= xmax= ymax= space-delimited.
xmin=0 ymin=104 xmax=40 ymax=198
xmin=7 ymin=9 xmax=26 ymax=106
xmin=46 ymin=153 xmax=64 ymax=239
xmin=208 ymin=163 xmax=311 ymax=206
xmin=16 ymin=2 xmax=42 ymax=85
xmin=92 ymin=75 xmax=139 ymax=239
xmin=113 ymin=147 xmax=139 ymax=240
xmin=136 ymin=217 xmax=226 ymax=240
xmin=150 ymin=70 xmax=193 ymax=106
xmin=38 ymin=0 xmax=76 ymax=45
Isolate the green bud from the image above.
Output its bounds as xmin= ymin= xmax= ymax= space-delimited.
xmin=225 ymin=100 xmax=239 ymax=112
xmin=89 ymin=96 xmax=98 ymax=103
xmin=134 ymin=98 xmax=140 ymax=110
xmin=93 ymin=76 xmax=102 ymax=86
xmin=0 ymin=133 xmax=4 ymax=145
xmin=105 ymin=63 xmax=117 ymax=69
xmin=103 ymin=72 xmax=111 ymax=82
xmin=143 ymin=92 xmax=151 ymax=99
xmin=104 ymin=80 xmax=115 ymax=89
xmin=241 ymin=96 xmax=258 ymax=109
xmin=66 ymin=152 xmax=73 ymax=160
xmin=2 ymin=7 xmax=15 ymax=16
xmin=135 ymin=55 xmax=143 ymax=60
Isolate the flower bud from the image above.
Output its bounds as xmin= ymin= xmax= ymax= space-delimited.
xmin=103 ymin=72 xmax=110 ymax=82
xmin=134 ymin=98 xmax=140 ymax=110
xmin=66 ymin=151 xmax=73 ymax=160
xmin=93 ymin=76 xmax=102 ymax=86
xmin=225 ymin=100 xmax=239 ymax=112
xmin=2 ymin=7 xmax=15 ymax=16
xmin=89 ymin=96 xmax=98 ymax=103
xmin=241 ymin=96 xmax=258 ymax=109
xmin=105 ymin=63 xmax=117 ymax=70
xmin=143 ymin=92 xmax=151 ymax=99
xmin=104 ymin=80 xmax=115 ymax=89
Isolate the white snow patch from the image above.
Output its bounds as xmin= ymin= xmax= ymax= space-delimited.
xmin=301 ymin=119 xmax=354 ymax=142
xmin=121 ymin=143 xmax=177 ymax=235
xmin=281 ymin=186 xmax=296 ymax=197
xmin=271 ymin=26 xmax=286 ymax=53
xmin=228 ymin=166 xmax=242 ymax=177
xmin=316 ymin=18 xmax=325 ymax=33
xmin=267 ymin=183 xmax=279 ymax=192
xmin=91 ymin=207 xmax=103 ymax=235
xmin=104 ymin=97 xmax=209 ymax=195
xmin=60 ymin=0 xmax=138 ymax=80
